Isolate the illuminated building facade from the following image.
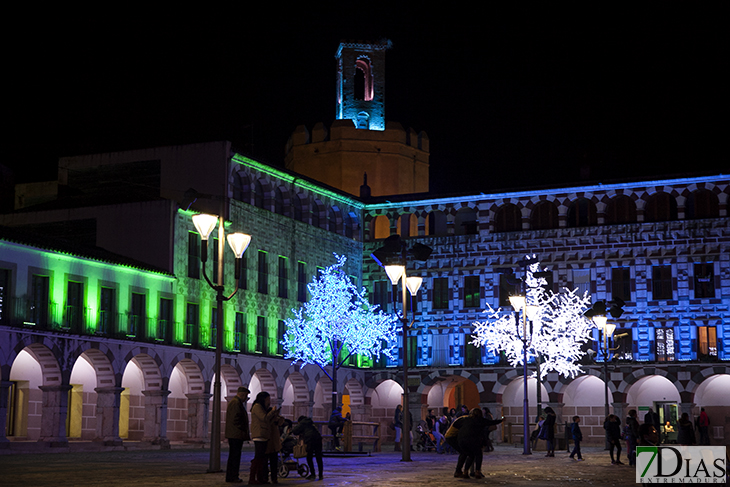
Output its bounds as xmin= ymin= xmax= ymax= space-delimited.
xmin=1 ymin=41 xmax=728 ymax=450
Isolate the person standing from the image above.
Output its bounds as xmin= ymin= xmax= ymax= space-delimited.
xmin=393 ymin=405 xmax=403 ymax=451
xmin=456 ymin=408 xmax=504 ymax=479
xmin=225 ymin=386 xmax=250 ymax=483
xmin=625 ymin=409 xmax=640 ymax=466
xmin=698 ymin=408 xmax=710 ymax=445
xmin=677 ymin=412 xmax=696 ymax=446
xmin=250 ymin=391 xmax=280 ymax=485
xmin=568 ymin=416 xmax=583 ymax=461
xmin=293 ymin=415 xmax=324 ymax=480
xmin=604 ymin=414 xmax=623 ymax=465
xmin=432 ymin=415 xmax=446 ymax=454
xmin=539 ymin=407 xmax=556 ymax=457
xmin=329 ymin=407 xmax=345 ymax=451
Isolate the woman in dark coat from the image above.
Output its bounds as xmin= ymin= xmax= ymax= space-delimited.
xmin=677 ymin=413 xmax=696 ymax=446
xmin=292 ymin=416 xmax=323 ymax=480
xmin=539 ymin=407 xmax=557 ymax=457
xmin=604 ymin=414 xmax=623 ymax=464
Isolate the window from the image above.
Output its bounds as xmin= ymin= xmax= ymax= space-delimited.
xmin=254 ymin=180 xmax=265 ymax=209
xmin=297 ymin=262 xmax=307 ymax=302
xmin=464 ymin=276 xmax=480 ymax=308
xmin=605 ymin=195 xmax=637 ymax=225
xmin=277 ymin=320 xmax=285 ymax=356
xmin=30 ymin=275 xmax=49 ymax=328
xmin=655 ymin=327 xmax=675 ymax=362
xmin=256 ymin=316 xmax=266 ymax=354
xmin=65 ymin=281 xmax=83 ymax=332
xmin=328 ymin=208 xmax=339 ymax=233
xmin=293 ymin=197 xmax=303 ymax=222
xmin=498 ymin=270 xmax=520 ymax=307
xmin=258 ymin=251 xmax=268 ymax=294
xmin=274 ymin=188 xmax=286 ymax=215
xmin=232 ymin=173 xmax=249 ymax=202
xmin=455 ymin=208 xmax=478 ymax=235
xmin=464 ymin=333 xmax=482 ymax=367
xmin=644 ymin=192 xmax=678 ymax=223
xmin=407 ymin=335 xmax=418 ymax=368
xmin=185 ymin=303 xmax=199 ymax=346
xmin=278 ymin=256 xmax=288 ymax=299
xmin=651 ymin=266 xmax=673 ymax=300
xmin=344 ymin=213 xmax=354 ymax=239
xmin=613 ymin=328 xmax=633 ymax=361
xmin=567 ymin=198 xmax=597 ymax=227
xmin=130 ymin=293 xmax=145 ymax=338
xmin=188 ymin=232 xmax=200 ymax=279
xmin=311 ymin=201 xmax=321 ymax=228
xmin=158 ymin=298 xmax=172 ymax=342
xmin=611 ymin=268 xmax=631 ymax=302
xmin=432 ymin=278 xmax=449 ymax=310
xmin=373 ymin=280 xmax=389 ymax=308
xmin=99 ymin=287 xmax=116 ymax=335
xmin=698 ymin=326 xmax=717 ymax=360
xmin=694 ymin=263 xmax=715 ymax=299
xmin=494 ymin=204 xmax=521 ymax=232
xmin=571 ymin=269 xmax=591 ymax=297
xmin=354 ymin=58 xmax=372 ymax=101
xmin=234 ymin=312 xmax=245 ymax=352
xmin=0 ymin=269 xmax=9 ymax=325
xmin=686 ymin=189 xmax=719 ymax=220
xmin=531 ymin=201 xmax=559 ymax=230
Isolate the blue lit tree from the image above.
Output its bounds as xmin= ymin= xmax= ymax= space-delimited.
xmin=283 ymin=254 xmax=398 ymax=410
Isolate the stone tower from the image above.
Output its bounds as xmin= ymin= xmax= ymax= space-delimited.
xmin=285 ymin=41 xmax=429 ymax=198
xmin=335 ymin=40 xmax=389 ymax=131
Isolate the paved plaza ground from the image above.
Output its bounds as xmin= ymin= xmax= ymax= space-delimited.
xmin=0 ymin=444 xmax=639 ymax=486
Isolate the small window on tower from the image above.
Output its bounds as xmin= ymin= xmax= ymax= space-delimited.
xmin=354 ymin=58 xmax=372 ymax=101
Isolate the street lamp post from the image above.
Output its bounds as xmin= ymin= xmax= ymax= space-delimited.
xmin=509 ymin=295 xmax=538 ymax=455
xmin=371 ymin=235 xmax=431 ymax=462
xmin=192 ymin=213 xmax=252 ymax=473
xmin=593 ymin=315 xmax=617 ymax=450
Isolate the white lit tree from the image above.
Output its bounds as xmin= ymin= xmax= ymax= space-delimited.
xmin=471 ymin=258 xmax=595 ymax=379
xmin=282 ymin=254 xmax=399 ymax=410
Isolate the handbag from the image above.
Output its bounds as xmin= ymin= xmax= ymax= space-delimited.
xmin=293 ymin=440 xmax=307 ymax=458
xmin=388 ymin=422 xmax=396 ymax=431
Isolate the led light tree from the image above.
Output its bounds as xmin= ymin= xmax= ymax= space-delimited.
xmin=283 ymin=254 xmax=399 ymax=411
xmin=471 ymin=260 xmax=595 ymax=380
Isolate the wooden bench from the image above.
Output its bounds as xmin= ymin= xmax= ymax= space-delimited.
xmin=311 ymin=420 xmax=381 ymax=452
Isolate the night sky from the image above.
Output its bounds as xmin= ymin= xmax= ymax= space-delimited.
xmin=9 ymin=5 xmax=727 ymax=195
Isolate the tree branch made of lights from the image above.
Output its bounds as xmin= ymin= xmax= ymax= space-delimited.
xmin=471 ymin=258 xmax=595 ymax=379
xmin=282 ymin=254 xmax=398 ymax=381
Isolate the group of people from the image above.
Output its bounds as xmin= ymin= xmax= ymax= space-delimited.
xmin=224 ymin=387 xmax=325 ymax=484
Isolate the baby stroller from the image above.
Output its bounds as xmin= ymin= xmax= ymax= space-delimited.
xmin=277 ymin=425 xmax=310 ymax=478
xmin=415 ymin=420 xmax=437 ymax=452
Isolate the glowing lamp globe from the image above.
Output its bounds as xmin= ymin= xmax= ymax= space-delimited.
xmin=227 ymin=233 xmax=252 ymax=258
xmin=192 ymin=213 xmax=218 ymax=240
xmin=405 ymin=276 xmax=423 ymax=296
xmin=509 ymin=295 xmax=526 ymax=312
xmin=384 ymin=265 xmax=405 ymax=285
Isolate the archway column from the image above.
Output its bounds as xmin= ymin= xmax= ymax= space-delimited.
xmin=480 ymin=402 xmax=504 ymax=443
xmin=612 ymin=402 xmax=629 ymax=423
xmin=94 ymin=386 xmax=124 ymax=446
xmin=185 ymin=392 xmax=212 ymax=443
xmin=38 ymin=384 xmax=72 ymax=446
xmin=293 ymin=400 xmax=314 ymax=420
xmin=141 ymin=389 xmax=171 ymax=446
xmin=0 ymin=381 xmax=11 ymax=446
xmin=679 ymin=402 xmax=695 ymax=419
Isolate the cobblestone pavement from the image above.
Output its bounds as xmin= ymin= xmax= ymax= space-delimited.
xmin=0 ymin=445 xmax=637 ymax=486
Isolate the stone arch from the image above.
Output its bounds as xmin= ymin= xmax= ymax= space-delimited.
xmin=530 ymin=200 xmax=560 ymax=230
xmin=567 ymin=197 xmax=597 ymax=227
xmin=494 ymin=202 xmax=522 ymax=232
xmin=644 ymin=191 xmax=678 ymax=222
xmin=605 ymin=194 xmax=637 ymax=224
xmin=344 ymin=377 xmax=365 ymax=406
xmin=16 ymin=342 xmax=63 ymax=386
xmin=396 ymin=212 xmax=417 ymax=237
xmin=292 ymin=193 xmax=305 ymax=222
xmin=254 ymin=178 xmax=271 ymax=210
xmin=328 ymin=205 xmax=342 ymax=234
xmin=371 ymin=214 xmax=390 ymax=240
xmin=77 ymin=348 xmax=117 ymax=389
xmin=220 ymin=363 xmax=244 ymax=397
xmin=686 ymin=365 xmax=730 ymax=396
xmin=454 ymin=206 xmax=478 ymax=235
xmin=247 ymin=362 xmax=279 ymax=406
xmin=426 ymin=210 xmax=447 ymax=236
xmin=311 ymin=198 xmax=324 ymax=229
xmin=617 ymin=367 xmax=681 ymax=395
xmin=171 ymin=358 xmax=206 ymax=396
xmin=232 ymin=171 xmax=251 ymax=203
xmin=686 ymin=188 xmax=719 ymax=219
xmin=274 ymin=186 xmax=290 ymax=216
